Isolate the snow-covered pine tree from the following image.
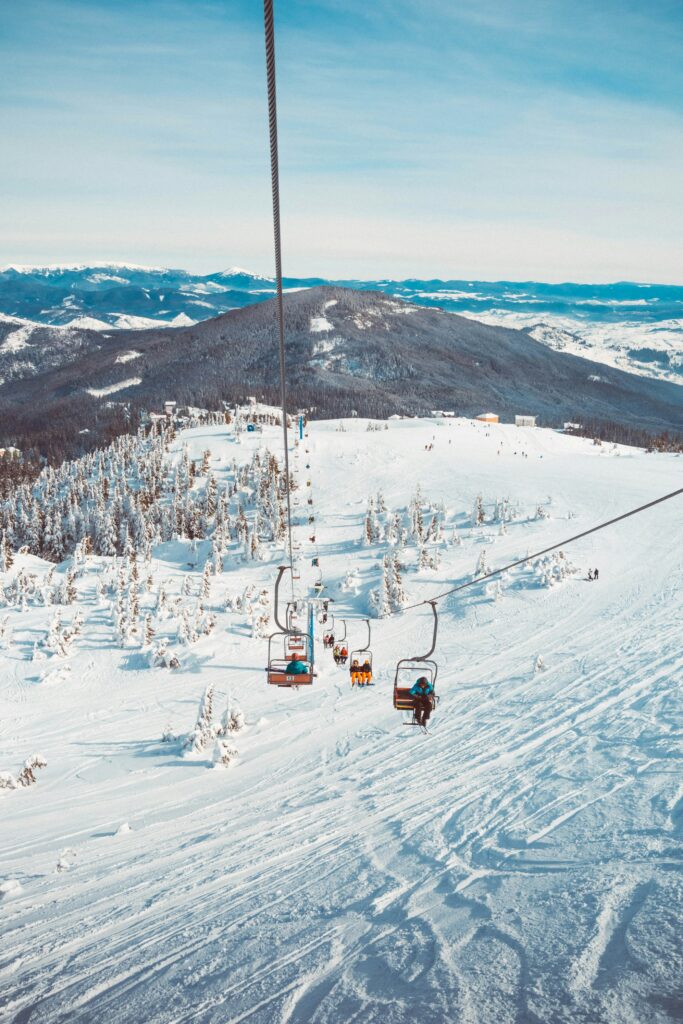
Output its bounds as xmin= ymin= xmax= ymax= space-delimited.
xmin=143 ymin=615 xmax=155 ymax=646
xmin=475 ymin=549 xmax=491 ymax=577
xmin=219 ymin=698 xmax=245 ymax=735
xmin=0 ymin=615 xmax=13 ymax=649
xmin=473 ymin=494 xmax=485 ymax=526
xmin=371 ymin=555 xmax=392 ymax=618
xmin=1 ymin=532 xmax=14 ymax=572
xmin=18 ymin=754 xmax=48 ymax=785
xmin=65 ymin=567 xmax=77 ymax=604
xmin=184 ymin=685 xmax=216 ymax=753
xmin=201 ymin=562 xmax=212 ymax=599
xmin=389 ymin=552 xmax=406 ymax=611
xmin=213 ymin=739 xmax=238 ymax=767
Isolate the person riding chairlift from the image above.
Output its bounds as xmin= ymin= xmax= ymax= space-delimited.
xmin=350 ymin=659 xmax=361 ymax=686
xmin=339 ymin=645 xmax=348 ymax=665
xmin=361 ymin=658 xmax=372 ymax=685
xmin=410 ymin=675 xmax=434 ymax=727
xmin=286 ymin=658 xmax=307 ymax=676
xmin=333 ymin=644 xmax=341 ymax=664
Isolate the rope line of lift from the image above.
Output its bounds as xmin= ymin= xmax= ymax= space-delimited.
xmin=264 ymin=0 xmax=295 ymax=589
xmin=400 ymin=486 xmax=683 ymax=613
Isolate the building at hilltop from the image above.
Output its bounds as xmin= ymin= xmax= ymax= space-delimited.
xmin=476 ymin=412 xmax=499 ymax=424
xmin=515 ymin=415 xmax=536 ymax=427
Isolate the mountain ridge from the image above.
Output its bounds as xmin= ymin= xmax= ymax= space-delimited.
xmin=1 ymin=263 xmax=681 ymax=387
xmin=0 ymin=286 xmax=681 ymax=460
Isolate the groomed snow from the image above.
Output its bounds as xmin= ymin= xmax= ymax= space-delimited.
xmin=1 ymin=416 xmax=681 ymax=1023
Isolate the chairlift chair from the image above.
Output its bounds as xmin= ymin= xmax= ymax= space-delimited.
xmin=393 ymin=602 xmax=439 ymax=723
xmin=267 ymin=631 xmax=315 ymax=687
xmin=333 ymin=619 xmax=348 ymax=664
xmin=266 ymin=567 xmax=315 ymax=687
xmin=349 ymin=619 xmax=373 ymax=686
xmin=322 ymin=613 xmax=335 ymax=647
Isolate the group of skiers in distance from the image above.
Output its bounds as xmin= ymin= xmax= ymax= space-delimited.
xmin=587 ymin=568 xmax=600 ymax=581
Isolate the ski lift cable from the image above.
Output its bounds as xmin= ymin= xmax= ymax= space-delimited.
xmin=264 ymin=0 xmax=295 ymax=592
xmin=401 ymin=486 xmax=683 ymax=614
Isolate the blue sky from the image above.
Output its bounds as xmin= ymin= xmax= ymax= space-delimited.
xmin=2 ymin=0 xmax=682 ymax=281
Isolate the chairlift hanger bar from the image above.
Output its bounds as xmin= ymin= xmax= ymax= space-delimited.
xmin=402 ymin=486 xmax=683 ymax=614
xmin=263 ymin=0 xmax=295 ymax=592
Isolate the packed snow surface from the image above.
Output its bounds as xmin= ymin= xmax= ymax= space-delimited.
xmin=1 ymin=416 xmax=682 ymax=1023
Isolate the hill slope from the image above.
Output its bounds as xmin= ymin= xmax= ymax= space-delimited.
xmin=1 ymin=288 xmax=681 ymax=457
xmin=1 ymin=414 xmax=682 ymax=1022
xmin=2 ymin=264 xmax=682 ymax=385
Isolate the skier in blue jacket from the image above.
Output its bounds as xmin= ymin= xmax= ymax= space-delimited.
xmin=286 ymin=659 xmax=307 ymax=675
xmin=410 ymin=676 xmax=434 ymax=727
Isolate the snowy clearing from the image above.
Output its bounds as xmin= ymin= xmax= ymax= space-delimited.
xmin=114 ymin=350 xmax=142 ymax=364
xmin=85 ymin=377 xmax=142 ymax=397
xmin=1 ymin=414 xmax=681 ymax=1023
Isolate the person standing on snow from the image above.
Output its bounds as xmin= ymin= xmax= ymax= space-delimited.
xmin=410 ymin=676 xmax=434 ymax=727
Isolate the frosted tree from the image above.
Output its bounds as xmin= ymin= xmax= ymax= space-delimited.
xmin=534 ymin=654 xmax=546 ymax=674
xmin=410 ymin=487 xmax=424 ymax=542
xmin=0 ymin=615 xmax=13 ymax=650
xmin=143 ymin=615 xmax=155 ymax=647
xmin=219 ymin=698 xmax=245 ymax=735
xmin=475 ymin=549 xmax=491 ymax=577
xmin=1 ymin=755 xmax=47 ymax=790
xmin=184 ymin=685 xmax=216 ymax=753
xmin=371 ymin=555 xmax=392 ymax=618
xmin=201 ymin=563 xmax=212 ymax=600
xmin=472 ymin=494 xmax=485 ymax=526
xmin=213 ymin=739 xmax=238 ymax=768
xmin=1 ymin=532 xmax=14 ymax=572
xmin=65 ymin=568 xmax=77 ymax=604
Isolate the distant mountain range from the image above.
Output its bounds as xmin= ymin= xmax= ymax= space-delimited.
xmin=1 ymin=286 xmax=680 ymax=460
xmin=1 ymin=263 xmax=682 ymax=385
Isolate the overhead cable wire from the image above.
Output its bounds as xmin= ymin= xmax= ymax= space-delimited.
xmin=402 ymin=486 xmax=683 ymax=613
xmin=263 ymin=0 xmax=295 ymax=589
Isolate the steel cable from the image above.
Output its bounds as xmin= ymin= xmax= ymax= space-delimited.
xmin=402 ymin=485 xmax=683 ymax=613
xmin=264 ymin=0 xmax=295 ymax=588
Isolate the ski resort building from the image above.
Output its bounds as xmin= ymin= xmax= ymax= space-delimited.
xmin=515 ymin=415 xmax=536 ymax=427
xmin=476 ymin=412 xmax=499 ymax=424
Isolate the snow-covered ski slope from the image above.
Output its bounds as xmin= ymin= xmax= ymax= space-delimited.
xmin=1 ymin=416 xmax=682 ymax=1024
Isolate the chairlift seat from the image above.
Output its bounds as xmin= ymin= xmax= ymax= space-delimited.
xmin=267 ymin=659 xmax=315 ymax=687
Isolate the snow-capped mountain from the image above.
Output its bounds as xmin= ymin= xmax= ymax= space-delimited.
xmin=1 ymin=265 xmax=680 ymax=384
xmin=0 ymin=288 xmax=681 ymax=462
